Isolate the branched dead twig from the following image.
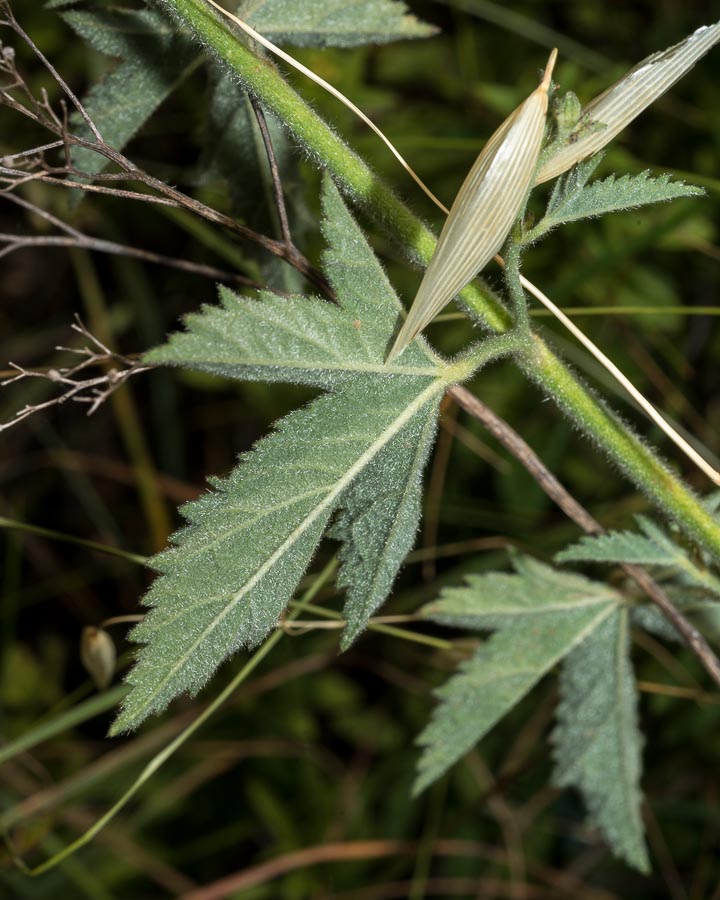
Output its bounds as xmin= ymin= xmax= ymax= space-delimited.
xmin=1 ymin=317 xmax=153 ymax=432
xmin=0 ymin=3 xmax=332 ymax=297
xmin=0 ymin=0 xmax=102 ymax=141
xmin=448 ymin=384 xmax=720 ymax=690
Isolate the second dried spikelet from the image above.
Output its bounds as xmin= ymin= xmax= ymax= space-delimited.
xmin=387 ymin=49 xmax=557 ymax=362
xmin=536 ymin=20 xmax=720 ymax=184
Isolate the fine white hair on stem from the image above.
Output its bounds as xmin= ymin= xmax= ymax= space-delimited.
xmin=510 ymin=269 xmax=720 ymax=487
xmin=201 ymin=0 xmax=720 ymax=486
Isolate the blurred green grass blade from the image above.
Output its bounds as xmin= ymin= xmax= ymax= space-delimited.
xmin=0 ymin=516 xmax=147 ymax=565
xmin=441 ymin=0 xmax=610 ymax=71
xmin=17 ymin=558 xmax=336 ymax=876
xmin=0 ymin=685 xmax=127 ymax=767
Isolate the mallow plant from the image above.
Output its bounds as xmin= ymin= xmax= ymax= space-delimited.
xmin=2 ymin=0 xmax=720 ymax=878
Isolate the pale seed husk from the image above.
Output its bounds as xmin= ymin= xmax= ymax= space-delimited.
xmin=387 ymin=50 xmax=557 ymax=362
xmin=536 ymin=20 xmax=720 ymax=184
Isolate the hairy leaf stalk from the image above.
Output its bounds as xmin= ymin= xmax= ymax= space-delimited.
xmin=154 ymin=0 xmax=720 ymax=560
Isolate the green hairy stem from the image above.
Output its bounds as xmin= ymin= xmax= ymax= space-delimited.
xmin=154 ymin=0 xmax=720 ymax=559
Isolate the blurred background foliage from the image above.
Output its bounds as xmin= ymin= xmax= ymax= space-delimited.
xmin=1 ymin=0 xmax=719 ymax=897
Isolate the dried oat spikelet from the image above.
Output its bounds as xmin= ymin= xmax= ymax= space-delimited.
xmin=536 ymin=20 xmax=720 ymax=184
xmin=387 ymin=50 xmax=557 ymax=363
xmin=80 ymin=626 xmax=116 ymax=690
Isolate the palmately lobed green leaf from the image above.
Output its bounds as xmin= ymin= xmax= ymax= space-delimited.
xmin=420 ymin=554 xmax=619 ymax=630
xmin=241 ymin=0 xmax=437 ymax=47
xmin=542 ymin=168 xmax=703 ymax=230
xmin=415 ymin=557 xmax=621 ymax=793
xmin=114 ymin=178 xmax=447 ymax=734
xmin=557 ymin=516 xmax=720 ymax=597
xmin=552 ymin=608 xmax=649 ymax=872
xmin=557 ymin=525 xmax=675 ymax=567
xmin=146 ymin=286 xmax=439 ymax=388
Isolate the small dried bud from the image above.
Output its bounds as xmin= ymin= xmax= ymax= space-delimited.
xmin=80 ymin=626 xmax=116 ymax=690
xmin=1 ymin=45 xmax=15 ymax=63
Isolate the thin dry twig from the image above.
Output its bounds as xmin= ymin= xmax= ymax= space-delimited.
xmin=0 ymin=0 xmax=102 ymax=141
xmin=180 ymin=837 xmax=615 ymax=900
xmin=0 ymin=317 xmax=153 ymax=432
xmin=247 ymin=95 xmax=336 ymax=300
xmin=0 ymin=192 xmax=268 ymax=289
xmin=0 ymin=6 xmax=332 ymax=296
xmin=249 ymin=96 xmax=292 ymax=247
xmin=448 ymin=384 xmax=720 ymax=690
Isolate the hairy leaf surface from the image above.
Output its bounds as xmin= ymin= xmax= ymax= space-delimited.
xmin=558 ymin=517 xmax=676 ymax=565
xmin=63 ymin=9 xmax=194 ymax=175
xmin=114 ymin=178 xmax=447 ymax=733
xmin=415 ymin=557 xmax=620 ymax=792
xmin=331 ymin=397 xmax=439 ymax=648
xmin=63 ymin=8 xmax=174 ymax=56
xmin=148 ymin=176 xmax=439 ymax=386
xmin=113 ymin=377 xmax=442 ymax=734
xmin=241 ymin=0 xmax=436 ymax=47
xmin=553 ymin=608 xmax=648 ymax=871
xmin=557 ymin=516 xmax=720 ymax=596
xmin=539 ymin=159 xmax=702 ymax=234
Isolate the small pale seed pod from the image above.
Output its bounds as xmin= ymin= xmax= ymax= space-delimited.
xmin=387 ymin=50 xmax=557 ymax=362
xmin=536 ymin=20 xmax=720 ymax=185
xmin=80 ymin=626 xmax=116 ymax=690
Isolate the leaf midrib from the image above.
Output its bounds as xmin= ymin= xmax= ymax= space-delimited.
xmin=129 ymin=379 xmax=445 ymax=721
